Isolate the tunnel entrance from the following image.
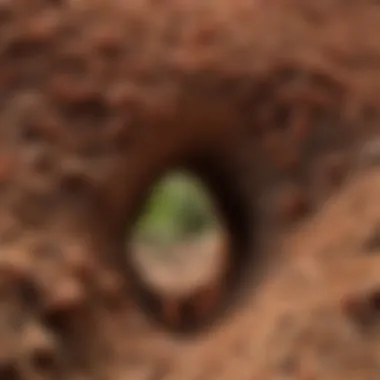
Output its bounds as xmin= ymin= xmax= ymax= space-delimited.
xmin=126 ymin=153 xmax=255 ymax=334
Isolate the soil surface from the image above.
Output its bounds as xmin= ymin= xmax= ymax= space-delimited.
xmin=114 ymin=164 xmax=380 ymax=380
xmin=4 ymin=163 xmax=380 ymax=380
xmin=1 ymin=1 xmax=380 ymax=379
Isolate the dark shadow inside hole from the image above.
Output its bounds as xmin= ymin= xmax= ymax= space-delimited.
xmin=187 ymin=154 xmax=254 ymax=301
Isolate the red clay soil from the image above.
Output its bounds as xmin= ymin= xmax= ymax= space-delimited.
xmin=1 ymin=1 xmax=380 ymax=379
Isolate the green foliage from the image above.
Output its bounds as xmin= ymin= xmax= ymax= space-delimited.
xmin=134 ymin=172 xmax=217 ymax=247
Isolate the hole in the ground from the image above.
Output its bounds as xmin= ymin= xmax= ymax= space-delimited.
xmin=125 ymin=154 xmax=255 ymax=334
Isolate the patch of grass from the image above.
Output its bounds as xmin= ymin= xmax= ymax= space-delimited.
xmin=134 ymin=172 xmax=218 ymax=247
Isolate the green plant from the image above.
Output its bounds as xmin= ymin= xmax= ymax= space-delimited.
xmin=134 ymin=172 xmax=217 ymax=247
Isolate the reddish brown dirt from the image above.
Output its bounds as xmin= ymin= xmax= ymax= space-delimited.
xmin=89 ymin=164 xmax=380 ymax=380
xmin=33 ymin=164 xmax=380 ymax=380
xmin=1 ymin=0 xmax=380 ymax=379
xmin=162 ymin=167 xmax=380 ymax=380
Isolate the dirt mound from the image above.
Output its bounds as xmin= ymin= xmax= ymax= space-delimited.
xmin=1 ymin=1 xmax=380 ymax=379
